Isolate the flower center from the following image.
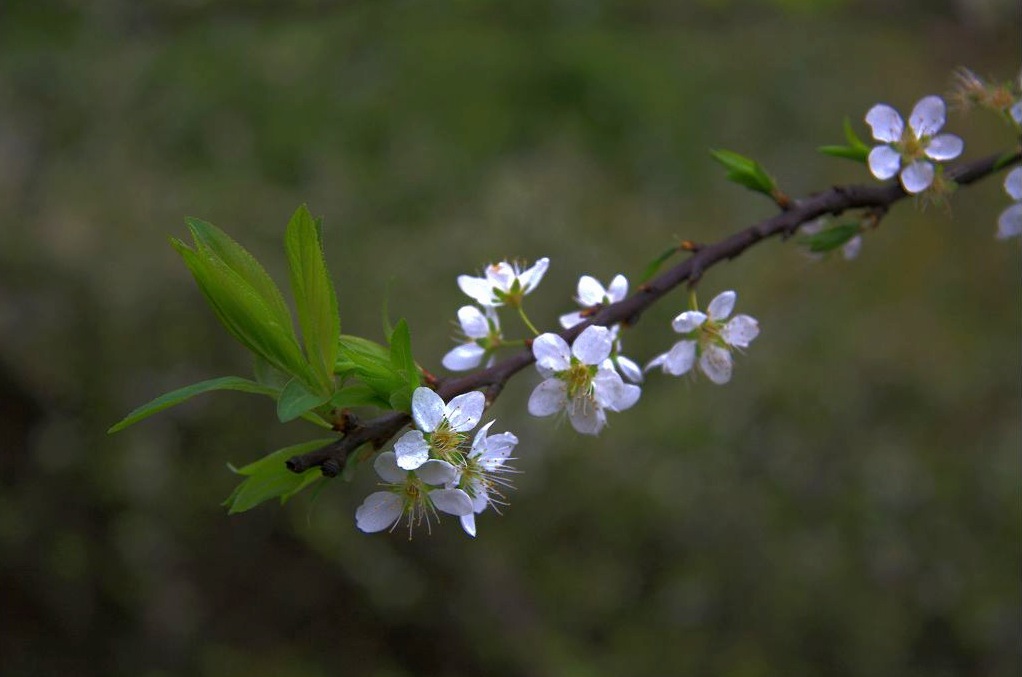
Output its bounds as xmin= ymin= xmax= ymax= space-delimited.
xmin=563 ymin=360 xmax=595 ymax=401
xmin=428 ymin=422 xmax=467 ymax=464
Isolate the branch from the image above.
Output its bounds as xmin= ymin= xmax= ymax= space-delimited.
xmin=287 ymin=149 xmax=1020 ymax=476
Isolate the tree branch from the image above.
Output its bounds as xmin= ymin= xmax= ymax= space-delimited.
xmin=287 ymin=149 xmax=1020 ymax=476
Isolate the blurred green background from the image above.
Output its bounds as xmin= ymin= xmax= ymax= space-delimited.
xmin=1 ymin=1 xmax=1019 ymax=675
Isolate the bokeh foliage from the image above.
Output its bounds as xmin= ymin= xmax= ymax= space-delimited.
xmin=0 ymin=1 xmax=1019 ymax=675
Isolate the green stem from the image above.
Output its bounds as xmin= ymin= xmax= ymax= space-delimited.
xmin=517 ymin=306 xmax=540 ymax=336
xmin=688 ymin=289 xmax=699 ymax=312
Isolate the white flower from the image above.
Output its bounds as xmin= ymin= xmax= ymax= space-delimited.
xmin=527 ymin=325 xmax=641 ymax=435
xmin=997 ymin=166 xmax=1022 ymax=240
xmin=355 ymin=451 xmax=473 ymax=535
xmin=646 ymin=290 xmax=759 ymax=385
xmin=865 ymin=95 xmax=963 ymax=194
xmin=458 ymin=258 xmax=550 ymax=308
xmin=451 ymin=421 xmax=519 ymax=537
xmin=393 ymin=387 xmax=485 ymax=470
xmin=442 ymin=305 xmax=501 ymax=371
xmin=559 ymin=274 xmax=629 ymax=328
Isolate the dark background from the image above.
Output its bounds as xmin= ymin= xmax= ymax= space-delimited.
xmin=1 ymin=1 xmax=1019 ymax=675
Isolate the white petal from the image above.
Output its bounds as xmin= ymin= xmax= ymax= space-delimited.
xmin=997 ymin=204 xmax=1022 ymax=240
xmin=568 ymin=404 xmax=606 ymax=436
xmin=442 ymin=344 xmax=485 ymax=371
xmin=416 ymin=459 xmax=457 ymax=486
xmin=518 ymin=257 xmax=550 ymax=293
xmin=1005 ymin=167 xmax=1022 ymax=201
xmin=607 ymin=274 xmax=628 ymax=302
xmin=699 ymin=345 xmax=733 ymax=385
xmin=909 ymin=95 xmax=946 ymax=138
xmin=572 ymin=325 xmax=613 ymax=365
xmin=1011 ymin=101 xmax=1022 ymax=125
xmin=924 ymin=134 xmax=963 ymax=162
xmin=481 ymin=432 xmax=517 ymax=468
xmin=430 ymin=488 xmax=474 ymax=516
xmin=373 ymin=451 xmax=407 ymax=483
xmin=528 ymin=379 xmax=566 ymax=417
xmin=722 ymin=314 xmax=760 ymax=348
xmin=645 ymin=352 xmax=668 ymax=372
xmin=664 ymin=340 xmax=697 ymax=376
xmin=445 ymin=391 xmax=485 ymax=432
xmin=411 ymin=387 xmax=446 ymax=432
xmin=707 ymin=290 xmax=736 ymax=321
xmin=900 ymin=161 xmax=934 ymax=194
xmin=865 ymin=104 xmax=904 ymax=143
xmin=485 ymin=262 xmax=515 ymax=291
xmin=672 ymin=310 xmax=707 ymax=334
xmin=532 ymin=333 xmax=571 ymax=373
xmin=457 ymin=275 xmax=497 ymax=306
xmin=469 ymin=420 xmax=496 ymax=457
xmin=394 ymin=430 xmax=430 ymax=470
xmin=576 ymin=275 xmax=606 ymax=306
xmin=457 ymin=305 xmax=489 ymax=338
xmin=559 ymin=311 xmax=584 ymax=329
xmin=615 ymin=355 xmax=644 ymax=383
xmin=868 ymin=145 xmax=902 ymax=180
xmin=593 ymin=368 xmax=640 ymax=411
xmin=459 ymin=513 xmax=477 ymax=537
xmin=355 ymin=492 xmax=403 ymax=533
xmin=842 ymin=235 xmax=863 ymax=260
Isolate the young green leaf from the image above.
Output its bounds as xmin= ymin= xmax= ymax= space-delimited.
xmin=640 ymin=245 xmax=680 ymax=284
xmin=224 ymin=438 xmax=334 ymax=514
xmin=389 ymin=319 xmax=420 ymax=390
xmin=710 ymin=149 xmax=777 ymax=196
xmin=108 ymin=376 xmax=278 ymax=433
xmin=798 ymin=223 xmax=861 ymax=253
xmin=331 ymin=384 xmax=390 ymax=409
xmin=818 ymin=118 xmax=870 ymax=163
xmin=277 ymin=378 xmax=332 ymax=423
xmin=285 ymin=204 xmax=340 ymax=393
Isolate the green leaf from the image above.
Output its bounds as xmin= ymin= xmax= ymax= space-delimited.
xmin=108 ymin=376 xmax=278 ymax=433
xmin=224 ymin=438 xmax=335 ymax=514
xmin=799 ymin=223 xmax=861 ymax=253
xmin=710 ymin=149 xmax=777 ymax=196
xmin=817 ymin=118 xmax=870 ymax=163
xmin=253 ymin=355 xmax=290 ymax=390
xmin=285 ymin=204 xmax=340 ymax=392
xmin=172 ymin=237 xmax=316 ymax=387
xmin=330 ymin=384 xmax=390 ymax=409
xmin=336 ymin=335 xmax=392 ymax=371
xmin=640 ymin=246 xmax=680 ymax=284
xmin=389 ymin=319 xmax=420 ymax=390
xmin=277 ymin=378 xmax=332 ymax=423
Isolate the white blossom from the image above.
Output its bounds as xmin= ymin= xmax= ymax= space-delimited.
xmin=394 ymin=387 xmax=484 ymax=470
xmin=559 ymin=274 xmax=643 ymax=383
xmin=646 ymin=290 xmax=759 ymax=385
xmin=451 ymin=421 xmax=519 ymax=537
xmin=355 ymin=452 xmax=473 ymax=535
xmin=442 ymin=305 xmax=501 ymax=371
xmin=997 ymin=166 xmax=1022 ymax=240
xmin=458 ymin=258 xmax=550 ymax=307
xmin=528 ymin=325 xmax=641 ymax=435
xmin=865 ymin=95 xmax=963 ymax=194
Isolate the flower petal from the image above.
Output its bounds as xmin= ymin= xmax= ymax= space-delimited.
xmin=411 ymin=387 xmax=446 ymax=432
xmin=485 ymin=262 xmax=515 ymax=292
xmin=576 ymin=275 xmax=606 ymax=306
xmin=842 ymin=235 xmax=863 ymax=260
xmin=664 ymin=340 xmax=696 ymax=376
xmin=430 ymin=488 xmax=474 ymax=516
xmin=615 ymin=355 xmax=644 ymax=383
xmin=394 ymin=430 xmax=430 ymax=470
xmin=645 ymin=352 xmax=668 ymax=372
xmin=446 ymin=391 xmax=485 ymax=432
xmin=469 ymin=420 xmax=496 ymax=458
xmin=457 ymin=275 xmax=496 ymax=306
xmin=373 ymin=451 xmax=407 ymax=483
xmin=868 ymin=145 xmax=901 ymax=180
xmin=1005 ymin=166 xmax=1022 ymax=201
xmin=457 ymin=305 xmax=489 ymax=338
xmin=699 ymin=345 xmax=733 ymax=384
xmin=899 ymin=161 xmax=934 ymax=194
xmin=722 ymin=314 xmax=760 ymax=348
xmin=568 ymin=404 xmax=606 ymax=436
xmin=607 ymin=274 xmax=628 ymax=302
xmin=707 ymin=290 xmax=736 ymax=321
xmin=909 ymin=95 xmax=945 ymax=138
xmin=518 ymin=257 xmax=550 ymax=293
xmin=865 ymin=104 xmax=904 ymax=143
xmin=355 ymin=492 xmax=403 ymax=533
xmin=481 ymin=432 xmax=517 ymax=468
xmin=533 ymin=333 xmax=571 ymax=373
xmin=528 ymin=379 xmax=566 ymax=417
xmin=459 ymin=513 xmax=478 ymax=538
xmin=559 ymin=311 xmax=585 ymax=329
xmin=1011 ymin=101 xmax=1022 ymax=125
xmin=593 ymin=367 xmax=640 ymax=411
xmin=924 ymin=134 xmax=963 ymax=162
xmin=442 ymin=344 xmax=485 ymax=371
xmin=671 ymin=311 xmax=707 ymax=334
xmin=416 ymin=459 xmax=458 ymax=486
xmin=572 ymin=325 xmax=613 ymax=365
xmin=997 ymin=203 xmax=1022 ymax=240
